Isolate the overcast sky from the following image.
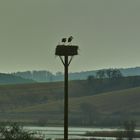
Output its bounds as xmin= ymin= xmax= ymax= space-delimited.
xmin=0 ymin=0 xmax=140 ymax=73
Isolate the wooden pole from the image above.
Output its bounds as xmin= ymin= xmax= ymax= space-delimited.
xmin=64 ymin=55 xmax=68 ymax=140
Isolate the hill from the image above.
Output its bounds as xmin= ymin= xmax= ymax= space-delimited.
xmin=4 ymin=86 xmax=140 ymax=126
xmin=12 ymin=86 xmax=140 ymax=113
xmin=0 ymin=73 xmax=35 ymax=84
xmin=0 ymin=76 xmax=140 ymax=110
xmin=0 ymin=76 xmax=140 ymax=126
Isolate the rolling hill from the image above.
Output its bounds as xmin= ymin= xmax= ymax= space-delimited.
xmin=0 ymin=77 xmax=139 ymax=126
xmin=11 ymin=86 xmax=140 ymax=115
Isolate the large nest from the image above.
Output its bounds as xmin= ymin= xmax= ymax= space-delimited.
xmin=55 ymin=45 xmax=78 ymax=56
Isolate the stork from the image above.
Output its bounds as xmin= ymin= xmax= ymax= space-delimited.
xmin=61 ymin=38 xmax=67 ymax=44
xmin=68 ymin=36 xmax=73 ymax=44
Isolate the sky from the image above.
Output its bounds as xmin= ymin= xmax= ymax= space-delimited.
xmin=0 ymin=0 xmax=140 ymax=73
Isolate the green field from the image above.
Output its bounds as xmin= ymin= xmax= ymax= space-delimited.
xmin=11 ymin=86 xmax=140 ymax=114
xmin=0 ymin=78 xmax=140 ymax=126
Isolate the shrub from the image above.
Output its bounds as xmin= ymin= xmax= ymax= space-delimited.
xmin=0 ymin=122 xmax=39 ymax=140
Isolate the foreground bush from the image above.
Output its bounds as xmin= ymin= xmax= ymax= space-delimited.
xmin=0 ymin=122 xmax=41 ymax=140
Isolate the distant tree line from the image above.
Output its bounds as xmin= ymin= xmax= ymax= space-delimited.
xmin=88 ymin=69 xmax=123 ymax=81
xmin=13 ymin=71 xmax=54 ymax=82
xmin=11 ymin=69 xmax=123 ymax=83
xmin=12 ymin=67 xmax=140 ymax=83
xmin=96 ymin=69 xmax=123 ymax=79
xmin=86 ymin=69 xmax=140 ymax=96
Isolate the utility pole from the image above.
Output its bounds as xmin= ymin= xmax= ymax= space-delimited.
xmin=55 ymin=37 xmax=78 ymax=140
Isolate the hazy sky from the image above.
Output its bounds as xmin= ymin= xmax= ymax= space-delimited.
xmin=0 ymin=0 xmax=140 ymax=73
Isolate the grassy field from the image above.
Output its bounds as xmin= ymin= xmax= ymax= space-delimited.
xmin=0 ymin=79 xmax=140 ymax=125
xmin=10 ymin=86 xmax=140 ymax=114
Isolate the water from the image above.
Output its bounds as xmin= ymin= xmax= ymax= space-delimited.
xmin=24 ymin=126 xmax=140 ymax=140
xmin=24 ymin=126 xmax=116 ymax=139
